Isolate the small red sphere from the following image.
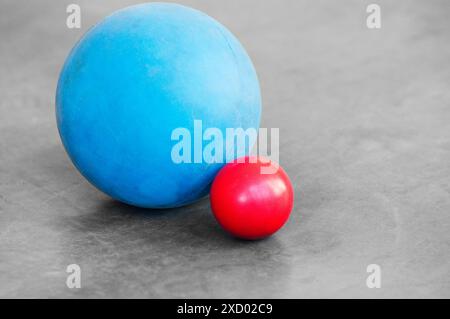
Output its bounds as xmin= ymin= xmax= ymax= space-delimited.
xmin=210 ymin=156 xmax=294 ymax=240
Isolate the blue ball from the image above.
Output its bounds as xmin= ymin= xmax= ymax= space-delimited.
xmin=56 ymin=3 xmax=261 ymax=208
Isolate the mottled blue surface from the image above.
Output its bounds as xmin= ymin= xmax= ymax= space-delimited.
xmin=56 ymin=3 xmax=261 ymax=208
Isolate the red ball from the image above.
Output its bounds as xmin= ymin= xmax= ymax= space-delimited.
xmin=210 ymin=156 xmax=294 ymax=240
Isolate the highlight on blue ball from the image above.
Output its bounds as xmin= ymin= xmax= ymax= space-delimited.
xmin=56 ymin=2 xmax=261 ymax=208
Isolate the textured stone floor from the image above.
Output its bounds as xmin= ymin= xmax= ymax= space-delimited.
xmin=0 ymin=0 xmax=449 ymax=298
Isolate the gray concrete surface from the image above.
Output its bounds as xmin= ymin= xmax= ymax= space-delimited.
xmin=1 ymin=0 xmax=449 ymax=298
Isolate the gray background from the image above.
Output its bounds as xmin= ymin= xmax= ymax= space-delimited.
xmin=1 ymin=0 xmax=449 ymax=298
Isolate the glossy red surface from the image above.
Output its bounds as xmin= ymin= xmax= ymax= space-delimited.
xmin=210 ymin=156 xmax=294 ymax=240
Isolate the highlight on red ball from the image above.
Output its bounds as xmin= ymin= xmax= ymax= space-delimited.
xmin=210 ymin=156 xmax=294 ymax=240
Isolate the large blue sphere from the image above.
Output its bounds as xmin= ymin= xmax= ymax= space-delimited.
xmin=56 ymin=3 xmax=261 ymax=208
